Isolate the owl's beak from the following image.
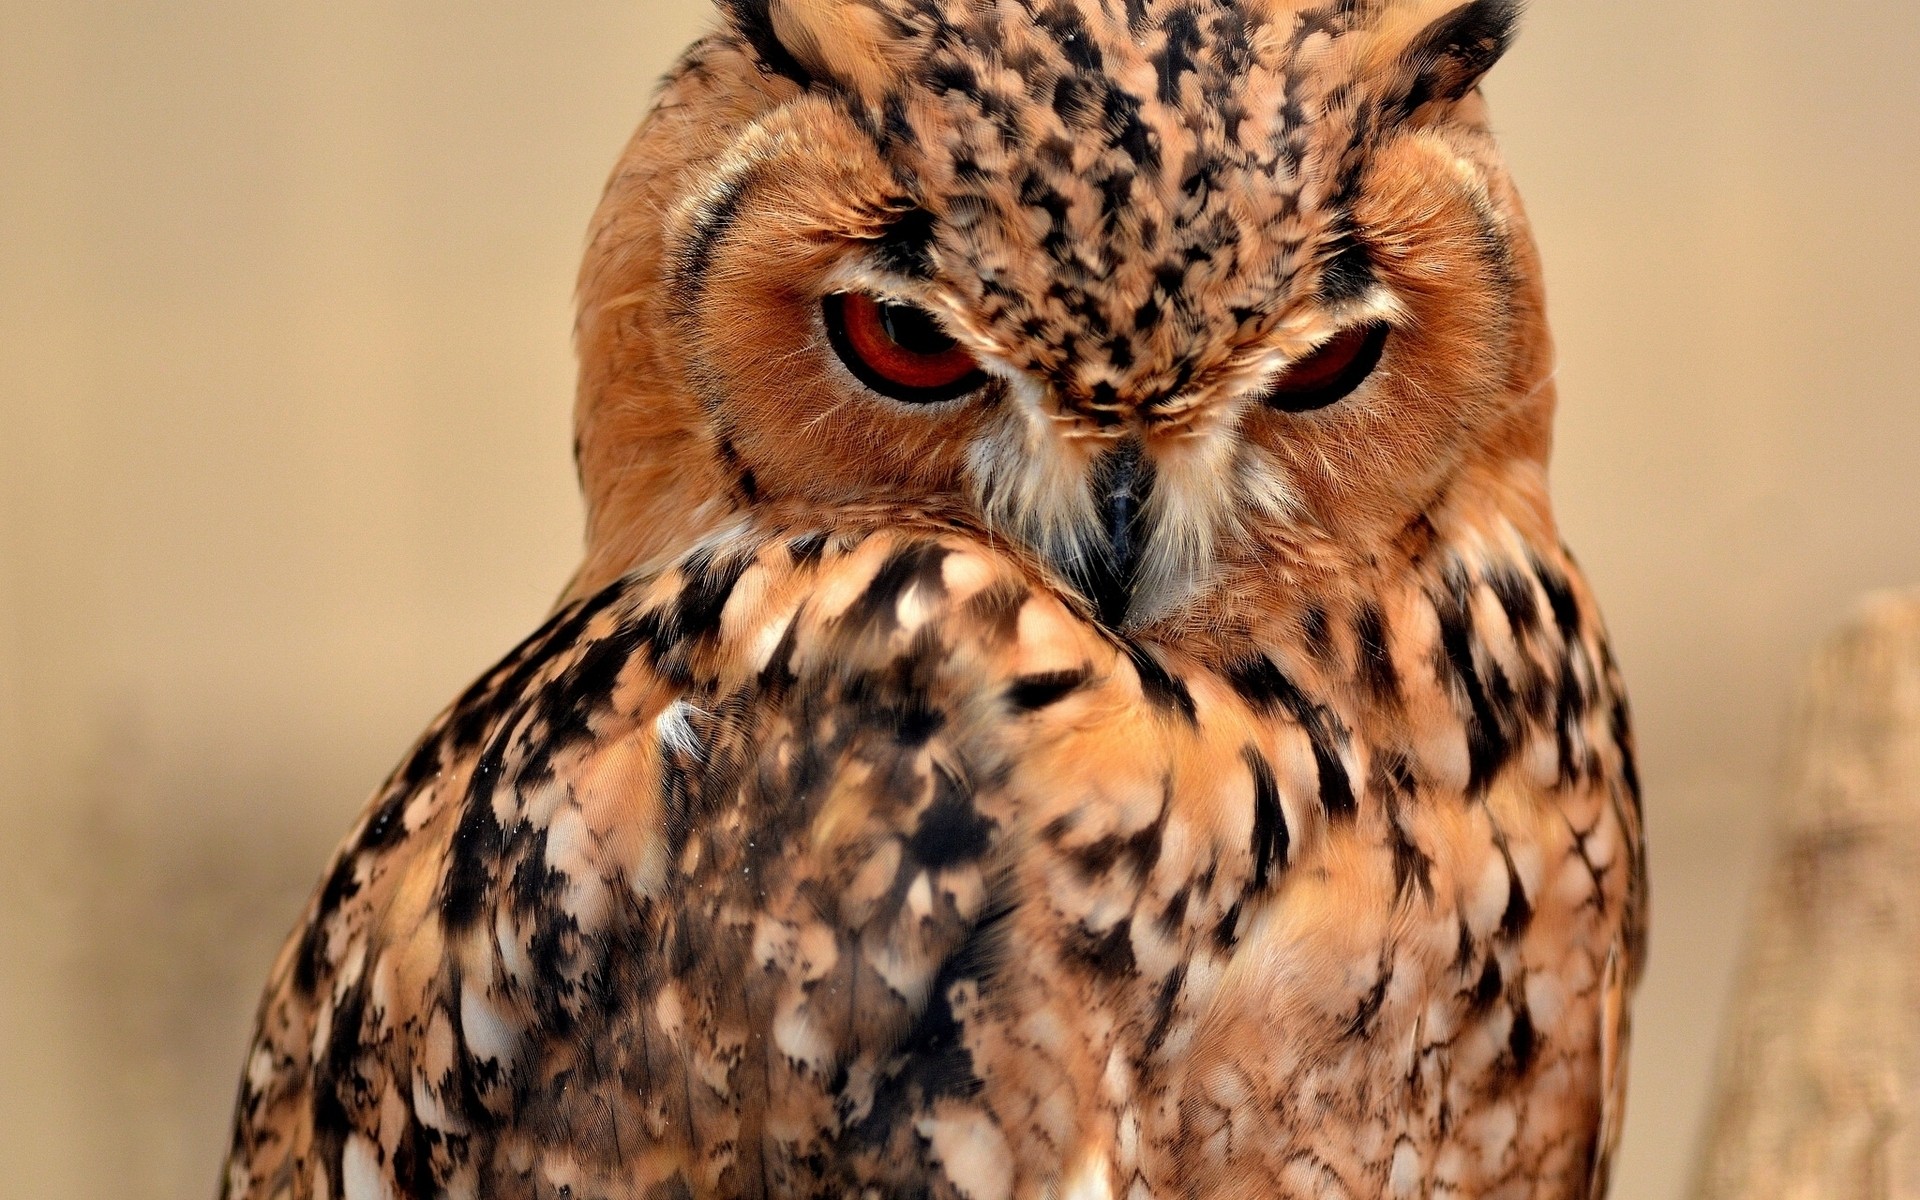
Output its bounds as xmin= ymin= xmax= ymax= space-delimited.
xmin=1067 ymin=437 xmax=1154 ymax=628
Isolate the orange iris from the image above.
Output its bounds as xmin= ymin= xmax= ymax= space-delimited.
xmin=824 ymin=293 xmax=985 ymax=404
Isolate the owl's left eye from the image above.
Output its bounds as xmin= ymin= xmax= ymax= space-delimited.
xmin=1262 ymin=321 xmax=1391 ymax=413
xmin=823 ymin=292 xmax=985 ymax=404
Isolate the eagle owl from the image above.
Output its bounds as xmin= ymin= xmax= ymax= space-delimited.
xmin=222 ymin=0 xmax=1645 ymax=1197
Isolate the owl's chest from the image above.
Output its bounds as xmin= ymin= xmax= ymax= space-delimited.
xmin=985 ymin=700 xmax=1634 ymax=1200
xmin=1166 ymin=772 xmax=1625 ymax=1197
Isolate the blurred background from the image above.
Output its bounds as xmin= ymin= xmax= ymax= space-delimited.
xmin=3 ymin=1 xmax=1918 ymax=1196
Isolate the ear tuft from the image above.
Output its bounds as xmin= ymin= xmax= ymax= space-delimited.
xmin=1396 ymin=0 xmax=1521 ymax=117
xmin=719 ymin=0 xmax=912 ymax=100
xmin=718 ymin=0 xmax=816 ymax=88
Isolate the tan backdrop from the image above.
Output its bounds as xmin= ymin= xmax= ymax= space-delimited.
xmin=4 ymin=2 xmax=1918 ymax=1196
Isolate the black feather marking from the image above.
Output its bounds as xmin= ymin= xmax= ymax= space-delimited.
xmin=293 ymin=850 xmax=360 ymax=995
xmin=1244 ymin=746 xmax=1290 ymax=890
xmin=1456 ymin=918 xmax=1478 ymax=971
xmin=878 ymin=90 xmax=917 ymax=152
xmin=530 ymin=618 xmax=654 ymax=759
xmin=672 ymin=169 xmax=754 ymax=315
xmin=907 ymin=767 xmax=995 ymax=868
xmin=1342 ymin=960 xmax=1392 ymax=1039
xmin=1373 ymin=752 xmax=1433 ymax=904
xmin=670 ymin=548 xmax=753 ymax=643
xmin=758 ymin=614 xmax=803 ymax=701
xmin=1532 ymin=554 xmax=1583 ymax=642
xmin=309 ymin=981 xmax=365 ymax=1154
xmin=845 ymin=890 xmax=1017 ymax=1149
xmin=1300 ymin=604 xmax=1334 ymax=663
xmin=447 ymin=584 xmax=626 ymax=752
xmin=1065 ymin=922 xmax=1137 ymax=978
xmin=1067 ymin=787 xmax=1167 ymax=881
xmin=1157 ymin=886 xmax=1190 ymax=935
xmin=1508 ymin=1002 xmax=1538 ymax=1075
xmin=1142 ymin=965 xmax=1186 ymax=1056
xmin=787 ymin=530 xmax=828 ymax=565
xmin=1006 ymin=668 xmax=1090 ymax=711
xmin=356 ymin=788 xmax=410 ymax=852
xmin=393 ymin=733 xmax=444 ymax=796
xmin=1355 ymin=602 xmax=1399 ymax=703
xmin=1434 ymin=566 xmax=1514 ymax=795
xmin=441 ymin=732 xmax=510 ymax=928
xmin=1611 ymin=694 xmax=1642 ymax=806
xmin=1213 ymin=900 xmax=1244 ymax=950
xmin=1497 ymin=837 xmax=1535 ymax=938
xmin=1224 ymin=652 xmax=1289 ymax=713
xmin=1153 ymin=6 xmax=1202 ymax=102
xmin=1120 ymin=639 xmax=1196 ymax=722
xmin=1553 ymin=658 xmax=1590 ymax=786
xmin=891 ymin=979 xmax=986 ymax=1102
xmin=1101 ymin=87 xmax=1160 ymax=171
xmin=1487 ymin=566 xmax=1541 ymax=640
xmin=1309 ymin=731 xmax=1357 ymax=821
xmin=389 ymin=1109 xmax=437 ymax=1195
xmin=873 ymin=207 xmax=938 ymax=279
xmin=1223 ymin=653 xmax=1354 ymax=819
xmin=313 ymin=853 xmax=362 ymax=925
xmin=1470 ymin=957 xmax=1502 ymax=1011
xmin=844 ymin=541 xmax=952 ymax=634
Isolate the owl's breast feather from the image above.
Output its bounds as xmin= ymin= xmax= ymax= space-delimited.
xmin=223 ymin=518 xmax=1640 ymax=1200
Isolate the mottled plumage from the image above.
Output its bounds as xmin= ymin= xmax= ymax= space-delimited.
xmin=224 ymin=1 xmax=1645 ymax=1197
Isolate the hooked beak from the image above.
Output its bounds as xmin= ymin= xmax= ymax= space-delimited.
xmin=1067 ymin=437 xmax=1154 ymax=628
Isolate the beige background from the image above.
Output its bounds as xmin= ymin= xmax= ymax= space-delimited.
xmin=3 ymin=1 xmax=1917 ymax=1196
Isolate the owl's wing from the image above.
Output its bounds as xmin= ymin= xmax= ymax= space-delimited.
xmin=222 ymin=524 xmax=1191 ymax=1200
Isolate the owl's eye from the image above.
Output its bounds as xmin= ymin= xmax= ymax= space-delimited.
xmin=823 ymin=292 xmax=985 ymax=404
xmin=1262 ymin=322 xmax=1391 ymax=412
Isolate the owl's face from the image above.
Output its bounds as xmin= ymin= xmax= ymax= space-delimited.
xmin=574 ymin=0 xmax=1555 ymax=629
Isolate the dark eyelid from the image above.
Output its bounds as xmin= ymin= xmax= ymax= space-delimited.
xmin=872 ymin=208 xmax=938 ymax=279
xmin=1318 ymin=236 xmax=1375 ymax=304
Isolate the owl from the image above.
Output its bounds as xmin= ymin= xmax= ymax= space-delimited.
xmin=221 ymin=0 xmax=1645 ymax=1197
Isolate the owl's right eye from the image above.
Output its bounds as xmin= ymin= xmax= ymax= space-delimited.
xmin=823 ymin=292 xmax=985 ymax=404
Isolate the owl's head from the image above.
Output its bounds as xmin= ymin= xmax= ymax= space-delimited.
xmin=572 ymin=0 xmax=1556 ymax=629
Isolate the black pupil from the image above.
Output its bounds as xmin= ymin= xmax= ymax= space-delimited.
xmin=877 ymin=303 xmax=954 ymax=355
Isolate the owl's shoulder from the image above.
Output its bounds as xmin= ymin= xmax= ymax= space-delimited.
xmin=223 ymin=520 xmax=1157 ymax=1194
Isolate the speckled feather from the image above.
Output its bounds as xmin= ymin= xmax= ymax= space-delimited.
xmin=223 ymin=0 xmax=1646 ymax=1196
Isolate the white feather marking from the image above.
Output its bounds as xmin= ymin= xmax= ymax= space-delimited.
xmin=1389 ymin=1140 xmax=1422 ymax=1197
xmin=412 ymin=1069 xmax=455 ymax=1135
xmin=459 ymin=980 xmax=519 ymax=1072
xmin=743 ymin=614 xmax=796 ymax=674
xmin=939 ymin=550 xmax=997 ymax=602
xmin=894 ymin=579 xmax=938 ymax=633
xmin=493 ymin=902 xmax=534 ymax=986
xmin=1060 ymin=1152 xmax=1116 ymax=1200
xmin=772 ymin=992 xmax=833 ymax=1074
xmin=919 ymin=1109 xmax=1015 ymax=1200
xmin=341 ymin=1134 xmax=394 ymax=1200
xmin=245 ymin=1045 xmax=275 ymax=1094
xmin=543 ymin=805 xmax=609 ymax=930
xmin=653 ymin=700 xmax=705 ymax=760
